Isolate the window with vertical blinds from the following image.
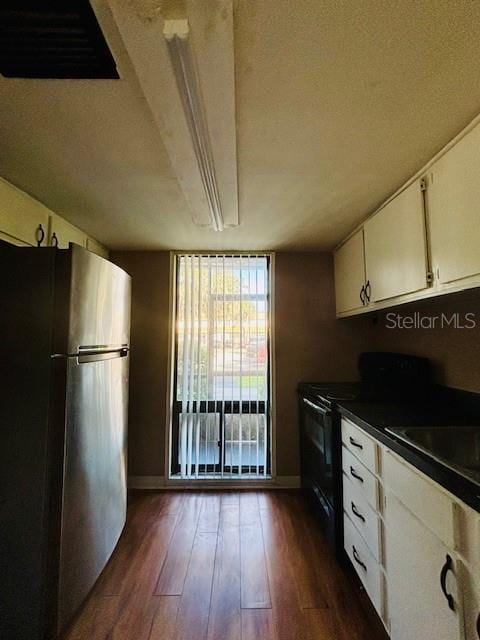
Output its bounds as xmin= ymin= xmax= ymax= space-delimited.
xmin=171 ymin=254 xmax=271 ymax=479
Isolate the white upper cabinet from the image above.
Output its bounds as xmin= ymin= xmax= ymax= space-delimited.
xmin=0 ymin=178 xmax=50 ymax=246
xmin=427 ymin=122 xmax=480 ymax=286
xmin=334 ymin=229 xmax=366 ymax=314
xmin=0 ymin=177 xmax=108 ymax=257
xmin=364 ymin=179 xmax=429 ymax=302
xmin=86 ymin=237 xmax=109 ymax=259
xmin=48 ymin=213 xmax=87 ymax=249
xmin=334 ymin=118 xmax=480 ymax=315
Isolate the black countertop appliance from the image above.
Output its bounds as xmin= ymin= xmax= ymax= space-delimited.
xmin=297 ymin=352 xmax=431 ymax=559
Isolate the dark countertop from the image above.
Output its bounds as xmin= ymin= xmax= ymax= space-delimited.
xmin=338 ymin=398 xmax=480 ymax=512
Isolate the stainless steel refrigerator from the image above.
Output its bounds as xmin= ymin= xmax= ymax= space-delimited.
xmin=0 ymin=243 xmax=131 ymax=639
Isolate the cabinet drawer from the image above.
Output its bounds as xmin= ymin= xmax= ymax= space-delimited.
xmin=343 ymin=471 xmax=382 ymax=561
xmin=342 ymin=445 xmax=380 ymax=511
xmin=341 ymin=418 xmax=379 ymax=473
xmin=344 ymin=513 xmax=382 ymax=617
xmin=384 ymin=450 xmax=456 ymax=549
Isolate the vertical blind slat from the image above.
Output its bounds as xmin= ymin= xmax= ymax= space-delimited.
xmin=238 ymin=255 xmax=243 ymax=477
xmin=222 ymin=255 xmax=226 ymax=477
xmin=255 ymin=255 xmax=260 ymax=477
xmin=187 ymin=256 xmax=195 ymax=478
xmin=195 ymin=255 xmax=201 ymax=479
xmin=263 ymin=260 xmax=268 ymax=477
xmin=182 ymin=256 xmax=191 ymax=478
xmin=202 ymin=258 xmax=210 ymax=471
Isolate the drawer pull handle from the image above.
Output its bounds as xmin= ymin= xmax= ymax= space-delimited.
xmin=349 ymin=436 xmax=363 ymax=450
xmin=350 ymin=466 xmax=364 ymax=483
xmin=440 ymin=554 xmax=455 ymax=612
xmin=351 ymin=501 xmax=366 ymax=523
xmin=352 ymin=545 xmax=367 ymax=572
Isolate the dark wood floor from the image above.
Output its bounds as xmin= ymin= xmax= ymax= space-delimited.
xmin=63 ymin=491 xmax=388 ymax=640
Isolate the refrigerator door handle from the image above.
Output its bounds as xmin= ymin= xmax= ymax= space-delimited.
xmin=77 ymin=346 xmax=129 ymax=363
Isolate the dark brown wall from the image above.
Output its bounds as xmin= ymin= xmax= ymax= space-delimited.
xmin=274 ymin=252 xmax=373 ymax=475
xmin=111 ymin=250 xmax=373 ymax=478
xmin=111 ymin=251 xmax=171 ymax=476
xmin=371 ymin=290 xmax=480 ymax=392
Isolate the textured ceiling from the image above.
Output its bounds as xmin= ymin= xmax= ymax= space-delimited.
xmin=1 ymin=0 xmax=480 ymax=250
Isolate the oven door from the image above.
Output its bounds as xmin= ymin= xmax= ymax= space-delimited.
xmin=299 ymin=396 xmax=334 ymax=507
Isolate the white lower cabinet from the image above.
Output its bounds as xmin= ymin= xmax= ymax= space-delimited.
xmin=342 ymin=421 xmax=479 ymax=639
xmin=460 ymin=562 xmax=480 ymax=640
xmin=386 ymin=492 xmax=462 ymax=640
xmin=343 ymin=471 xmax=382 ymax=561
xmin=342 ymin=419 xmax=388 ymax=629
xmin=344 ymin=513 xmax=383 ymax=616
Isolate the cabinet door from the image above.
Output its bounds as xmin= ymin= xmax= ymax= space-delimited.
xmin=0 ymin=178 xmax=50 ymax=246
xmin=386 ymin=493 xmax=462 ymax=640
xmin=334 ymin=229 xmax=366 ymax=314
xmin=49 ymin=214 xmax=86 ymax=249
xmin=460 ymin=562 xmax=480 ymax=640
xmin=427 ymin=123 xmax=480 ymax=285
xmin=364 ymin=180 xmax=428 ymax=302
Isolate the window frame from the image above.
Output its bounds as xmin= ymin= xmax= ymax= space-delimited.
xmin=167 ymin=252 xmax=275 ymax=480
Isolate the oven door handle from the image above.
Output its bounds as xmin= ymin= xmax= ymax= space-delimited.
xmin=303 ymin=397 xmax=331 ymax=416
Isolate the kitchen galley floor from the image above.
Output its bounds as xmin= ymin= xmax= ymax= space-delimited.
xmin=63 ymin=490 xmax=388 ymax=640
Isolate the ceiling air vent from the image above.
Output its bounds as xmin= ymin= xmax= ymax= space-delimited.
xmin=0 ymin=1 xmax=119 ymax=79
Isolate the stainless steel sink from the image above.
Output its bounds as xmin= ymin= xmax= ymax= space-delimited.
xmin=386 ymin=426 xmax=480 ymax=485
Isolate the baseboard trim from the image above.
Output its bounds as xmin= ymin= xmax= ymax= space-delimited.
xmin=128 ymin=475 xmax=301 ymax=490
xmin=128 ymin=475 xmax=166 ymax=489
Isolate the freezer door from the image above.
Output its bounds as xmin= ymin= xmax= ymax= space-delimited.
xmin=67 ymin=245 xmax=131 ymax=353
xmin=56 ymin=353 xmax=128 ymax=633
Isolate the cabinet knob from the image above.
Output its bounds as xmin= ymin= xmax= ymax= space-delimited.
xmin=36 ymin=224 xmax=45 ymax=247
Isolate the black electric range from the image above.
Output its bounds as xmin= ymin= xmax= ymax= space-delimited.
xmin=297 ymin=353 xmax=432 ymax=559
